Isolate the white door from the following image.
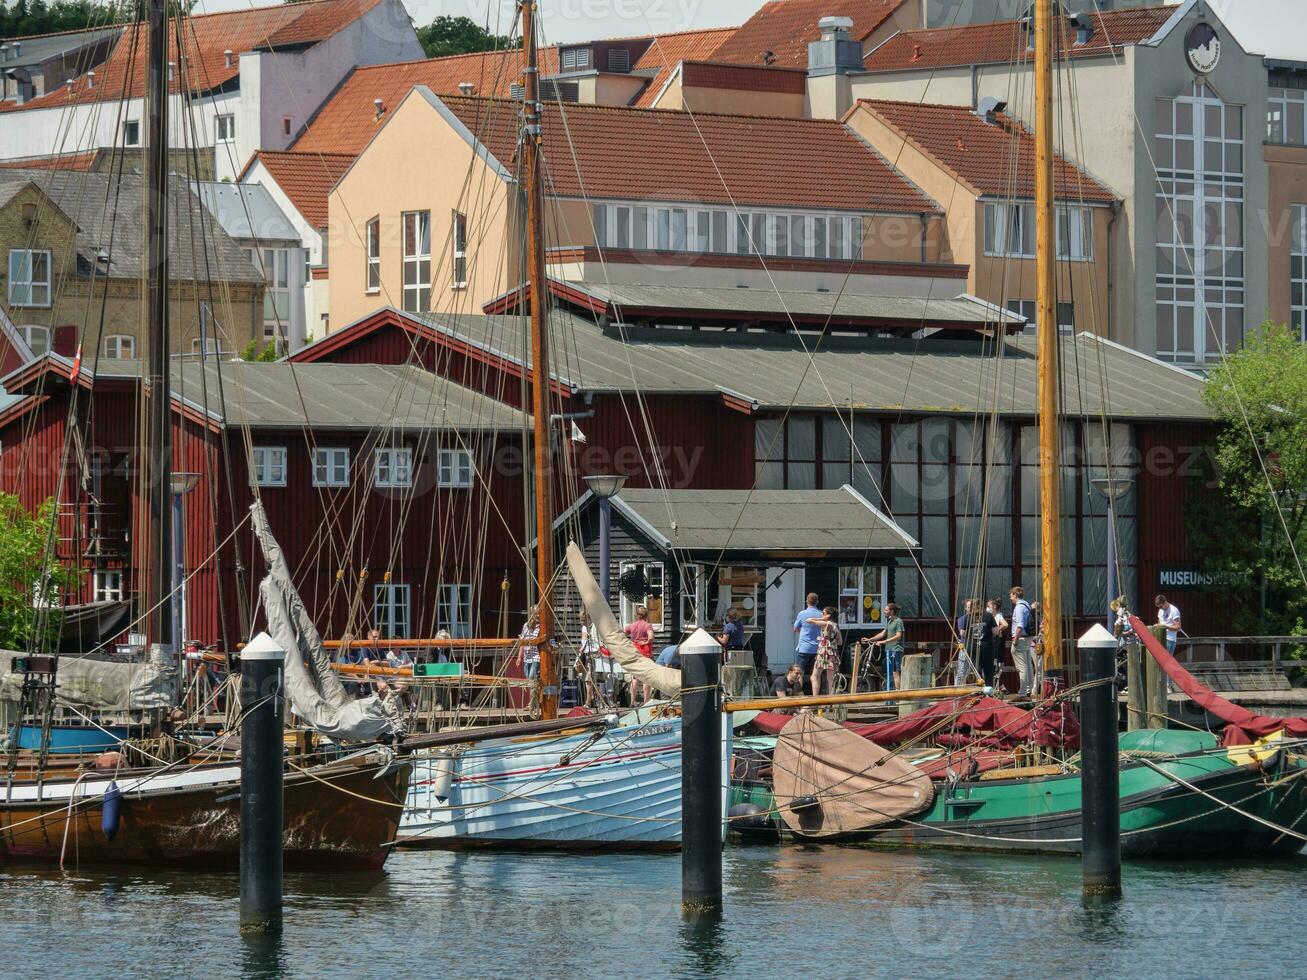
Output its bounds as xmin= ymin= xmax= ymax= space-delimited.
xmin=765 ymin=566 xmax=805 ymax=670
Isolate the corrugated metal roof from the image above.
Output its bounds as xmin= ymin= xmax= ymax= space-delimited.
xmin=0 ymin=27 xmax=121 ymax=68
xmin=577 ymin=281 xmax=1024 ymax=326
xmin=605 ymin=486 xmax=918 ymax=554
xmin=18 ymin=356 xmax=525 ymax=431
xmin=419 ymin=311 xmax=1212 ymax=421
xmin=192 ymin=181 xmax=299 ymax=244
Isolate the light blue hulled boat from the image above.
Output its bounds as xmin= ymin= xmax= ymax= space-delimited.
xmin=398 ymin=707 xmax=688 ymax=850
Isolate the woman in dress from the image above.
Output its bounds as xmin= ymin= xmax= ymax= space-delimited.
xmin=807 ymin=606 xmax=843 ymax=698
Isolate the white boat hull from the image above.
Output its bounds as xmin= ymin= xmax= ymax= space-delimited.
xmin=399 ymin=714 xmax=688 ymax=849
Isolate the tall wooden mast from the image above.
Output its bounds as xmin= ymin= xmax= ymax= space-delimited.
xmin=519 ymin=0 xmax=557 ymax=718
xmin=145 ymin=0 xmax=173 ymax=654
xmin=1034 ymin=0 xmax=1063 ymax=671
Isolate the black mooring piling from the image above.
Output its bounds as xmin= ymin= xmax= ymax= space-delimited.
xmin=239 ymin=632 xmax=286 ymax=936
xmin=680 ymin=629 xmax=723 ymax=918
xmin=1080 ymin=627 xmax=1122 ymax=900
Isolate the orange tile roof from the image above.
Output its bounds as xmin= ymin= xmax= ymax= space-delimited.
xmin=438 ymin=96 xmax=938 ymax=214
xmin=857 ymin=100 xmax=1116 ymax=203
xmin=0 ymin=150 xmax=101 ymax=171
xmin=244 ymin=149 xmax=355 ymax=228
xmin=628 ymin=27 xmax=739 ymax=108
xmin=711 ymin=0 xmax=906 ymax=68
xmin=863 ymin=6 xmax=1176 ymax=72
xmin=6 ymin=0 xmax=382 ymax=112
xmin=291 ymin=47 xmax=555 ymax=156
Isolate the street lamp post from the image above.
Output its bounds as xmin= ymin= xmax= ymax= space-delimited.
xmin=170 ymin=472 xmax=201 ymax=658
xmin=584 ymin=474 xmax=626 ymax=603
xmin=1090 ymin=476 xmax=1132 ymax=631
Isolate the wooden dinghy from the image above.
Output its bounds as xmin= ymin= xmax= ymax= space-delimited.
xmin=771 ymin=713 xmax=933 ymax=839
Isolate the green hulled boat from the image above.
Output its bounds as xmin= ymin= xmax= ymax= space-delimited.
xmin=752 ymin=728 xmax=1307 ymax=858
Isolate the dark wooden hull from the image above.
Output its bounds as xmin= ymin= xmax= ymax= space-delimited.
xmin=0 ymin=753 xmax=410 ymax=870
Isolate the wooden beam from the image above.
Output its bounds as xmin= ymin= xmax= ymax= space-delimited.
xmin=723 ymin=684 xmax=985 ymax=713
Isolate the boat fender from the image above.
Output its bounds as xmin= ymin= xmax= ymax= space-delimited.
xmin=101 ymin=781 xmax=122 ymax=841
xmin=429 ymin=749 xmax=456 ymax=800
xmin=728 ymin=802 xmax=771 ymax=831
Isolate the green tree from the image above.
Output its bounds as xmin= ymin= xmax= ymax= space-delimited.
xmin=0 ymin=494 xmax=81 ymax=652
xmin=416 ymin=15 xmax=518 ymax=59
xmin=1192 ymin=321 xmax=1307 ymax=636
xmin=238 ymin=338 xmax=279 ymax=362
xmin=0 ymin=0 xmax=132 ymax=40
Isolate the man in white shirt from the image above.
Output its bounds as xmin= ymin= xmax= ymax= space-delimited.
xmin=1154 ymin=594 xmax=1182 ymax=653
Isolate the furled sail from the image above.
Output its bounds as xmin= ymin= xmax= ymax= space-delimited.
xmin=771 ymin=712 xmax=934 ymax=838
xmin=250 ymin=502 xmax=403 ymax=741
xmin=564 ymin=541 xmax=681 ymax=698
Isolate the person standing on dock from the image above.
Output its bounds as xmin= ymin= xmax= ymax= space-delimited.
xmin=869 ymin=604 xmax=905 ymax=691
xmin=1155 ymin=595 xmax=1182 ymax=653
xmin=518 ymin=609 xmax=542 ymax=711
xmin=1009 ymin=587 xmax=1035 ymax=697
xmin=793 ymin=593 xmax=823 ymax=693
xmin=954 ymin=599 xmax=976 ymax=685
xmin=625 ymin=605 xmax=655 ymax=706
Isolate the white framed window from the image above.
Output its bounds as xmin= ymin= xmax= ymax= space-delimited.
xmin=1293 ymin=204 xmax=1307 ymax=341
xmin=252 ymin=247 xmax=290 ymax=340
xmin=401 ymin=210 xmax=431 ymax=312
xmin=437 ymin=583 xmax=473 ymax=638
xmin=1155 ymin=81 xmax=1246 ymax=364
xmin=985 ymin=203 xmax=1092 ymax=260
xmin=590 ymin=203 xmax=864 ymax=260
xmin=838 ymin=566 xmax=889 ymax=627
xmin=94 ymin=569 xmax=124 ymax=602
xmin=680 ymin=562 xmax=706 ymax=628
xmin=215 ymin=113 xmax=235 ymax=143
xmin=1268 ymin=86 xmax=1306 ymax=145
xmin=104 ymin=334 xmax=134 ymax=358
xmin=373 ymin=583 xmax=410 ymax=639
xmin=250 ymin=446 xmax=287 ymax=487
xmin=122 ymin=120 xmax=140 ymax=146
xmin=191 ymin=337 xmax=232 ymax=357
xmin=374 ymin=447 xmax=412 ymax=487
xmin=437 ymin=448 xmax=473 ymax=488
xmin=451 ymin=210 xmax=467 ymax=288
xmin=312 ymin=447 xmax=349 ymax=487
xmin=8 ymin=249 xmax=52 ymax=306
xmin=618 ymin=560 xmax=664 ymax=630
xmin=365 ymin=216 xmax=380 ymax=292
xmin=19 ymin=324 xmax=49 ymax=355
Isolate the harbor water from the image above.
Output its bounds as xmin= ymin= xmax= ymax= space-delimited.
xmin=4 ymin=845 xmax=1303 ymax=978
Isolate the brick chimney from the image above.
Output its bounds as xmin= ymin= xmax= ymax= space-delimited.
xmin=806 ymin=16 xmax=861 ymax=119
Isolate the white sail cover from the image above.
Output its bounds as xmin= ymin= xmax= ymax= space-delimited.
xmin=251 ymin=502 xmax=403 ymax=741
xmin=0 ymin=652 xmax=174 ymax=713
xmin=564 ymin=541 xmax=681 ymax=698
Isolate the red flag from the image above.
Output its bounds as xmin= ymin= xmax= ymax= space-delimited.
xmin=69 ymin=344 xmax=82 ymax=383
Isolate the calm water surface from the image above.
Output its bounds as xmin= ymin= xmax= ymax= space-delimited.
xmin=3 ymin=845 xmax=1303 ymax=978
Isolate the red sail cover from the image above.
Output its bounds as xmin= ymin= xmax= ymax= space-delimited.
xmin=1128 ymin=614 xmax=1307 ymax=745
xmin=752 ymin=693 xmax=1079 ymax=750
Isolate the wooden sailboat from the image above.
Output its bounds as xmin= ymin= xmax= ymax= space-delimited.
xmin=1 ymin=0 xmax=408 ymax=870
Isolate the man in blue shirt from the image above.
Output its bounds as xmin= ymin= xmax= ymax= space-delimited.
xmin=1009 ymin=586 xmax=1035 ymax=697
xmin=793 ymin=592 xmax=823 ymax=693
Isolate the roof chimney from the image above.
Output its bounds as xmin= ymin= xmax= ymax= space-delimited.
xmin=12 ymin=42 xmax=20 ymax=59
xmin=975 ymin=96 xmax=1007 ymax=124
xmin=373 ymin=97 xmax=384 ymax=119
xmin=458 ymin=81 xmax=476 ymax=96
xmin=1071 ymin=13 xmax=1094 ymax=45
xmin=87 ymin=70 xmax=95 ymax=89
xmin=0 ymin=45 xmax=9 ymax=62
xmin=224 ymin=49 xmax=234 ymax=68
xmin=807 ymin=14 xmax=861 ymax=120
xmin=167 ymin=60 xmax=176 ymax=81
